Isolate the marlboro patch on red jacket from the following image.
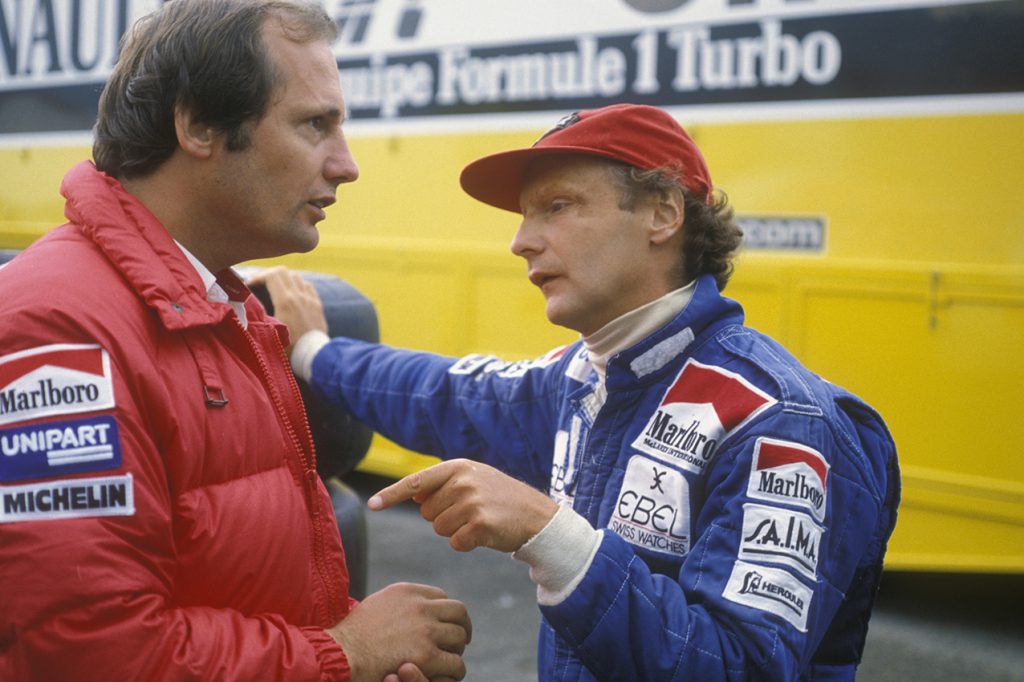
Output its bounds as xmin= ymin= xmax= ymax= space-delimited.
xmin=0 ymin=344 xmax=116 ymax=426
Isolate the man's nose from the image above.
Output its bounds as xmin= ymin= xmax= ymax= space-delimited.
xmin=510 ymin=218 xmax=541 ymax=257
xmin=326 ymin=132 xmax=360 ymax=186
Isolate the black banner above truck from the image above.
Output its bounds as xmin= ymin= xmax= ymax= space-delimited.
xmin=1 ymin=0 xmax=1022 ymax=135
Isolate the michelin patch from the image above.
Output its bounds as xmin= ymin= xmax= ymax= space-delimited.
xmin=1 ymin=415 xmax=122 ymax=482
xmin=632 ymin=358 xmax=775 ymax=474
xmin=0 ymin=344 xmax=115 ymax=426
xmin=747 ymin=437 xmax=829 ymax=522
xmin=739 ymin=503 xmax=823 ymax=579
xmin=609 ymin=455 xmax=690 ymax=557
xmin=1 ymin=473 xmax=135 ymax=523
xmin=723 ymin=560 xmax=813 ymax=632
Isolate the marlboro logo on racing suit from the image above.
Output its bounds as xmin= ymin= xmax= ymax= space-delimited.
xmin=747 ymin=437 xmax=829 ymax=522
xmin=0 ymin=344 xmax=116 ymax=426
xmin=631 ymin=358 xmax=775 ymax=474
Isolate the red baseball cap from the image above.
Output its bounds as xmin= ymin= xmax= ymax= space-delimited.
xmin=459 ymin=103 xmax=714 ymax=213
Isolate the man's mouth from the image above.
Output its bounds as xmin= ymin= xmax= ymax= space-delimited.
xmin=529 ymin=271 xmax=558 ymax=289
xmin=306 ymin=196 xmax=334 ymax=220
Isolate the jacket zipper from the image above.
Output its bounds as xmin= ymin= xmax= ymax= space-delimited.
xmin=236 ymin=318 xmax=342 ymax=624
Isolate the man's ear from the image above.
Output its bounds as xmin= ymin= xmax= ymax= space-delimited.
xmin=649 ymin=189 xmax=685 ymax=246
xmin=174 ymin=105 xmax=216 ymax=159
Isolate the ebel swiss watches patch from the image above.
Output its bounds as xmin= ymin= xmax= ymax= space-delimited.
xmin=747 ymin=437 xmax=829 ymax=522
xmin=1 ymin=473 xmax=135 ymax=523
xmin=723 ymin=560 xmax=813 ymax=632
xmin=609 ymin=455 xmax=690 ymax=557
xmin=1 ymin=415 xmax=122 ymax=482
xmin=0 ymin=344 xmax=116 ymax=426
xmin=739 ymin=503 xmax=823 ymax=579
xmin=631 ymin=359 xmax=775 ymax=474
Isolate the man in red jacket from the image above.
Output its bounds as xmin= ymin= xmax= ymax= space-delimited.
xmin=0 ymin=1 xmax=469 ymax=681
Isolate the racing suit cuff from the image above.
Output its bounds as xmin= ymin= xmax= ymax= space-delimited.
xmin=512 ymin=503 xmax=602 ymax=606
xmin=291 ymin=330 xmax=330 ymax=383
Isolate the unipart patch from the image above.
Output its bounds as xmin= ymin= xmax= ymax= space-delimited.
xmin=739 ymin=503 xmax=823 ymax=579
xmin=1 ymin=415 xmax=122 ymax=482
xmin=608 ymin=455 xmax=690 ymax=557
xmin=0 ymin=344 xmax=115 ymax=426
xmin=747 ymin=438 xmax=829 ymax=522
xmin=1 ymin=473 xmax=135 ymax=523
xmin=723 ymin=560 xmax=813 ymax=632
xmin=631 ymin=358 xmax=775 ymax=474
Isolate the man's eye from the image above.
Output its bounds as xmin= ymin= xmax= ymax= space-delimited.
xmin=550 ymin=201 xmax=569 ymax=214
xmin=308 ymin=116 xmax=324 ymax=131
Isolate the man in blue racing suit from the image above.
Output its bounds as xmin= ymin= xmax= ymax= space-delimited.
xmin=269 ymin=103 xmax=900 ymax=680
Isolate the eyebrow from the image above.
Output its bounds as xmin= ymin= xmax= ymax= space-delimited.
xmin=300 ymin=105 xmax=344 ymax=123
xmin=322 ymin=107 xmax=344 ymax=122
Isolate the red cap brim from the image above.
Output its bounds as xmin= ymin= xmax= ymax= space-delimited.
xmin=460 ymin=145 xmax=626 ymax=214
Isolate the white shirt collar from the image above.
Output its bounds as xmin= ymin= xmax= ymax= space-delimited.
xmin=173 ymin=241 xmax=248 ymax=327
xmin=583 ymin=281 xmax=695 ymax=381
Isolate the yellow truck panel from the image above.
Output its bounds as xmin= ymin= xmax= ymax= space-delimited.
xmin=2 ymin=0 xmax=1022 ymax=573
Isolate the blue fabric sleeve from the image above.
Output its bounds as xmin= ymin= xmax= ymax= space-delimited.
xmin=309 ymin=337 xmax=563 ymax=489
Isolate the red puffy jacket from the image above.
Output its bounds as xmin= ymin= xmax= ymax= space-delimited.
xmin=0 ymin=162 xmax=354 ymax=680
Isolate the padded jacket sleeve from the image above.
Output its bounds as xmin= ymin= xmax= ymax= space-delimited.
xmin=0 ymin=323 xmax=350 ymax=682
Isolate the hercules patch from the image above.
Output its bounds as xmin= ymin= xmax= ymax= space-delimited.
xmin=723 ymin=560 xmax=813 ymax=632
xmin=0 ymin=344 xmax=115 ymax=426
xmin=1 ymin=415 xmax=122 ymax=482
xmin=632 ymin=358 xmax=775 ymax=474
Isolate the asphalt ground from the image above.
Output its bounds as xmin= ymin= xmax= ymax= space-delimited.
xmin=347 ymin=472 xmax=1024 ymax=682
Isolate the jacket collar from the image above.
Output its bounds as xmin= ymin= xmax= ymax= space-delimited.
xmin=60 ymin=161 xmax=270 ymax=333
